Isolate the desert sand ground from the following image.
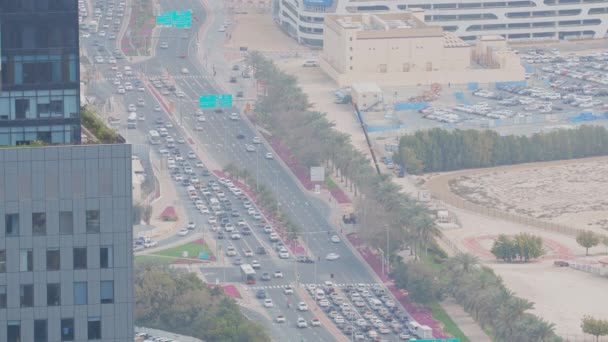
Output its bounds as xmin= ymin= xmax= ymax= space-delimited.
xmin=450 ymin=157 xmax=608 ymax=233
xmin=227 ymin=14 xmax=608 ymax=340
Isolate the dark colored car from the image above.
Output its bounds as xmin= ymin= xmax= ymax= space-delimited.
xmin=256 ymin=246 xmax=266 ymax=255
xmin=236 ymin=133 xmax=245 ymax=139
xmin=256 ymin=289 xmax=267 ymax=299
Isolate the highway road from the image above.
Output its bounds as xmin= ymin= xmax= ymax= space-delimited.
xmin=83 ymin=0 xmax=408 ymax=340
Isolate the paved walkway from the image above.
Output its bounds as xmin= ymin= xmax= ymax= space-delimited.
xmin=440 ymin=297 xmax=492 ymax=342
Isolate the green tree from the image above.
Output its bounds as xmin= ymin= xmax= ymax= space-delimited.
xmin=514 ymin=233 xmax=545 ymax=261
xmin=405 ymin=262 xmax=443 ymax=304
xmin=581 ymin=315 xmax=608 ymax=342
xmin=491 ymin=234 xmax=517 ymax=262
xmin=576 ymin=230 xmax=601 ymax=256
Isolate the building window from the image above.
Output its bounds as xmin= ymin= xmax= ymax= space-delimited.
xmin=59 ymin=211 xmax=73 ymax=234
xmin=100 ymin=246 xmax=113 ymax=269
xmin=0 ymin=250 xmax=5 ymax=273
xmin=15 ymin=99 xmax=29 ymax=119
xmin=47 ymin=283 xmax=61 ymax=306
xmin=20 ymin=249 xmax=33 ymax=272
xmin=86 ymin=210 xmax=100 ymax=233
xmin=32 ymin=213 xmax=46 ymax=235
xmin=34 ymin=319 xmax=47 ymax=342
xmin=47 ymin=249 xmax=60 ymax=270
xmin=7 ymin=321 xmax=20 ymax=342
xmin=100 ymin=281 xmax=114 ymax=304
xmin=73 ymin=247 xmax=87 ymax=269
xmin=60 ymin=318 xmax=74 ymax=341
xmin=87 ymin=317 xmax=102 ymax=340
xmin=0 ymin=286 xmax=6 ymax=308
xmin=20 ymin=284 xmax=33 ymax=307
xmin=73 ymin=282 xmax=87 ymax=305
xmin=5 ymin=214 xmax=19 ymax=236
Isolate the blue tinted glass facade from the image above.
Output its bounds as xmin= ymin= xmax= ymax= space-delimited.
xmin=0 ymin=0 xmax=81 ymax=145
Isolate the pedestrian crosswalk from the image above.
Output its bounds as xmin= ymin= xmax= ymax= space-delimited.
xmin=249 ymin=283 xmax=381 ymax=291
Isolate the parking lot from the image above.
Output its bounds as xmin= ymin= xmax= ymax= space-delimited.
xmin=391 ymin=48 xmax=608 ymax=130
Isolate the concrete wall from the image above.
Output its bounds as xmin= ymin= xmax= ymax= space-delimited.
xmin=320 ymin=56 xmax=526 ymax=87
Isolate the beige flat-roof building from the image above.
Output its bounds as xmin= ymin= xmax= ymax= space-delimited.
xmin=320 ymin=11 xmax=525 ymax=87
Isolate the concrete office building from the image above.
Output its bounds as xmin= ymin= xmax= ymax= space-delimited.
xmin=320 ymin=12 xmax=525 ymax=86
xmin=0 ymin=0 xmax=81 ymax=145
xmin=277 ymin=0 xmax=608 ymax=46
xmin=0 ymin=144 xmax=133 ymax=341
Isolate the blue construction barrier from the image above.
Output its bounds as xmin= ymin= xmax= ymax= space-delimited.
xmin=525 ymin=65 xmax=535 ymax=73
xmin=495 ymin=80 xmax=527 ymax=88
xmin=467 ymin=82 xmax=479 ymax=90
xmin=394 ymin=102 xmax=429 ymax=111
xmin=455 ymin=91 xmax=464 ymax=100
xmin=567 ymin=112 xmax=608 ymax=123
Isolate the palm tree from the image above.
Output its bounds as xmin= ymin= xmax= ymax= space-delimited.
xmin=447 ymin=253 xmax=480 ymax=278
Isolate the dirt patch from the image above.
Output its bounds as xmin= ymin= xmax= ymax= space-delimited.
xmin=449 ymin=158 xmax=608 ymax=233
xmin=226 ymin=14 xmax=303 ymax=52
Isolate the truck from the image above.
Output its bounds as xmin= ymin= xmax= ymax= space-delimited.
xmin=334 ymin=94 xmax=352 ymax=104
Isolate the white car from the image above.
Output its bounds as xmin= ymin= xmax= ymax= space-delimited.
xmin=251 ymin=260 xmax=261 ymax=269
xmin=265 ymin=152 xmax=273 ymax=159
xmin=98 ymin=30 xmax=106 ymax=37
xmin=278 ymin=250 xmax=289 ymax=259
xmin=247 ymin=208 xmax=256 ymax=216
xmin=154 ymin=105 xmax=162 ymax=112
xmin=230 ymin=113 xmax=239 ymax=120
xmin=81 ymin=32 xmax=90 ymax=38
xmin=273 ymin=271 xmax=283 ymax=278
xmin=127 ymin=104 xmax=136 ymax=112
xmin=318 ymin=299 xmax=330 ymax=307
xmin=325 ymin=253 xmax=340 ymax=261
xmin=218 ymin=25 xmax=226 ymax=32
xmin=284 ymin=286 xmax=294 ymax=295
xmin=138 ymin=86 xmax=145 ymax=92
xmin=187 ymin=221 xmax=196 ymax=229
xmin=208 ymin=217 xmax=217 ymax=225
xmin=137 ymin=98 xmax=145 ymax=106
xmin=144 ymin=240 xmax=157 ymax=248
xmin=117 ymin=86 xmax=125 ymax=94
xmin=263 ymin=299 xmax=273 ymax=308
xmin=176 ymin=91 xmax=185 ymax=98
xmin=181 ymin=67 xmax=189 ymax=74
xmin=124 ymin=82 xmax=133 ymax=90
xmin=197 ymin=116 xmax=206 ymax=122
xmin=138 ymin=114 xmax=145 ymax=121
xmin=244 ymin=249 xmax=253 ymax=257
xmin=177 ymin=228 xmax=189 ymax=236
xmin=297 ymin=317 xmax=308 ymax=328
xmin=245 ymin=145 xmax=255 ymax=152
xmin=330 ymin=235 xmax=341 ymax=243
xmin=311 ymin=318 xmax=321 ymax=327
xmin=275 ymin=315 xmax=286 ymax=323
xmin=160 ymin=42 xmax=169 ymax=49
xmin=252 ymin=136 xmax=261 ymax=144
xmin=113 ymin=79 xmax=121 ymax=86
xmin=230 ymin=233 xmax=241 ymax=240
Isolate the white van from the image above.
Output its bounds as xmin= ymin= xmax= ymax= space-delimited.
xmin=315 ymin=289 xmax=326 ymax=300
xmin=124 ymin=65 xmax=133 ymax=76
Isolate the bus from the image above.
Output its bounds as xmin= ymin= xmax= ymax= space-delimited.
xmin=127 ymin=113 xmax=137 ymax=129
xmin=148 ymin=130 xmax=161 ymax=145
xmin=240 ymin=264 xmax=256 ymax=284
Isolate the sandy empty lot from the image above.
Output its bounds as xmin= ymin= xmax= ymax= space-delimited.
xmin=450 ymin=157 xmax=608 ymax=233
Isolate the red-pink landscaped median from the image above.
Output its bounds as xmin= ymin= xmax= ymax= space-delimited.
xmin=218 ymin=284 xmax=242 ymax=299
xmin=347 ymin=233 xmax=449 ymax=338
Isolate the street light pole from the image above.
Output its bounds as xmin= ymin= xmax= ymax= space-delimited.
xmin=386 ymin=224 xmax=390 ymax=275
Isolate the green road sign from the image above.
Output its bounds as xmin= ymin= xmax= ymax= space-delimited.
xmin=218 ymin=94 xmax=233 ymax=108
xmin=199 ymin=95 xmax=217 ymax=108
xmin=156 ymin=10 xmax=191 ymax=28
xmin=199 ymin=94 xmax=233 ymax=108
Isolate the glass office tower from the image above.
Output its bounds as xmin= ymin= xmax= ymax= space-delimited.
xmin=0 ymin=0 xmax=81 ymax=145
